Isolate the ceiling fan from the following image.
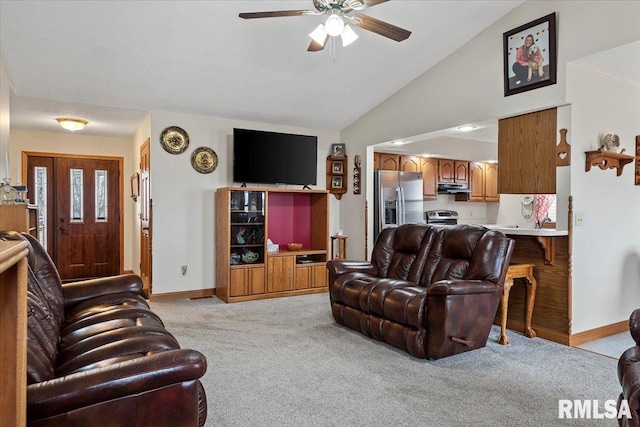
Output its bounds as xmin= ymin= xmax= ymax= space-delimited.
xmin=239 ymin=0 xmax=411 ymax=52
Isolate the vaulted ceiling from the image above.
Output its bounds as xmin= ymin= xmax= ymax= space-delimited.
xmin=0 ymin=0 xmax=526 ymax=139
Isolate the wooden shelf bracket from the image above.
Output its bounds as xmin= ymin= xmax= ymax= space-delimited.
xmin=535 ymin=236 xmax=555 ymax=265
xmin=585 ymin=150 xmax=636 ymax=177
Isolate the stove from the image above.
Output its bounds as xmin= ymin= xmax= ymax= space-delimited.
xmin=425 ymin=210 xmax=459 ymax=225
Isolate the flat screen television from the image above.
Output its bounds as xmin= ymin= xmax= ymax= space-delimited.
xmin=233 ymin=128 xmax=318 ymax=186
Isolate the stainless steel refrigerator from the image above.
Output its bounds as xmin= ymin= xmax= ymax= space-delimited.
xmin=374 ymin=170 xmax=423 ymax=240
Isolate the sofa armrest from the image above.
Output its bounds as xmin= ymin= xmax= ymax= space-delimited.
xmin=27 ymin=349 xmax=206 ymax=420
xmin=62 ymin=273 xmax=143 ymax=308
xmin=427 ymin=279 xmax=499 ymax=296
xmin=326 ymin=260 xmax=376 ymax=277
xmin=629 ymin=309 xmax=640 ymax=346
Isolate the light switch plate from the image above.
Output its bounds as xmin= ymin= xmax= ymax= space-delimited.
xmin=575 ymin=213 xmax=584 ymax=226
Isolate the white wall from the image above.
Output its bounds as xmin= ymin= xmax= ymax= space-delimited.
xmin=342 ymin=1 xmax=640 ymax=260
xmin=567 ymin=64 xmax=640 ymax=333
xmin=9 ymin=130 xmax=137 ymax=271
xmin=0 ymin=49 xmax=12 ymax=180
xmin=149 ymin=111 xmax=340 ymax=295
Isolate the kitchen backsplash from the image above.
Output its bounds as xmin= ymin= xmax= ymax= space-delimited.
xmin=423 ymin=194 xmax=492 ymax=225
xmin=423 ymin=194 xmax=539 ymax=228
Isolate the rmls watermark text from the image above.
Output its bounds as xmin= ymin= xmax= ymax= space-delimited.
xmin=558 ymin=399 xmax=631 ymax=419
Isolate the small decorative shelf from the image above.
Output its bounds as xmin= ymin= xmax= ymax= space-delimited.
xmin=585 ymin=150 xmax=637 ymax=177
xmin=326 ymin=155 xmax=348 ymax=200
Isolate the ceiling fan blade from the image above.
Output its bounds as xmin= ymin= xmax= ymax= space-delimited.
xmin=307 ymin=35 xmax=329 ymax=52
xmin=239 ymin=10 xmax=313 ymax=19
xmin=351 ymin=13 xmax=411 ymax=42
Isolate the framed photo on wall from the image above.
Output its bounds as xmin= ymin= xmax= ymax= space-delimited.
xmin=332 ymin=161 xmax=344 ymax=174
xmin=503 ymin=12 xmax=557 ymax=96
xmin=331 ymin=176 xmax=343 ymax=189
xmin=331 ymin=143 xmax=346 ymax=158
xmin=130 ymin=172 xmax=140 ymax=201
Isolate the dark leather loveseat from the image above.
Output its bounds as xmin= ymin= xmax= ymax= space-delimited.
xmin=617 ymin=309 xmax=640 ymax=425
xmin=0 ymin=231 xmax=207 ymax=426
xmin=327 ymin=224 xmax=514 ymax=360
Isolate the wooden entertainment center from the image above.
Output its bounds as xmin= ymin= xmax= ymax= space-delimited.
xmin=215 ymin=187 xmax=329 ymax=303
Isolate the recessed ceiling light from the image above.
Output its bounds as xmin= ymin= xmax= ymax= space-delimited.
xmin=457 ymin=125 xmax=476 ymax=132
xmin=391 ymin=140 xmax=406 ymax=145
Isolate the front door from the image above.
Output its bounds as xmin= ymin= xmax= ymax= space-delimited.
xmin=27 ymin=154 xmax=122 ymax=281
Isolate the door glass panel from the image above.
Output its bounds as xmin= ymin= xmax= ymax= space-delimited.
xmin=95 ymin=169 xmax=108 ymax=222
xmin=70 ymin=168 xmax=84 ymax=222
xmin=34 ymin=166 xmax=48 ymax=249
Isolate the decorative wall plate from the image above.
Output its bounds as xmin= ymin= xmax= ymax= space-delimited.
xmin=160 ymin=126 xmax=189 ymax=154
xmin=191 ymin=147 xmax=218 ymax=174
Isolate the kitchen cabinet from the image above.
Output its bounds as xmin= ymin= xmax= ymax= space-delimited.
xmin=399 ymin=156 xmax=421 ymax=173
xmin=456 ymin=162 xmax=499 ymax=202
xmin=498 ymin=108 xmax=556 ymax=194
xmin=216 ymin=187 xmax=329 ymax=303
xmin=375 ymin=153 xmax=400 ymax=171
xmin=485 ymin=162 xmax=499 ymax=201
xmin=439 ymin=159 xmax=469 ymax=185
xmin=421 ymin=157 xmax=438 ymax=200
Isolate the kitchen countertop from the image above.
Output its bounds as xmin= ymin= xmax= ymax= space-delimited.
xmin=481 ymin=225 xmax=568 ymax=236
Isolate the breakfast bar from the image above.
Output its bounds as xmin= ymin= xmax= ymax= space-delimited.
xmin=485 ymin=226 xmax=571 ymax=345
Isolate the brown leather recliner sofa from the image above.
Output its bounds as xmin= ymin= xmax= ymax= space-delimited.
xmin=0 ymin=231 xmax=207 ymax=427
xmin=327 ymin=224 xmax=514 ymax=360
xmin=617 ymin=309 xmax=640 ymax=426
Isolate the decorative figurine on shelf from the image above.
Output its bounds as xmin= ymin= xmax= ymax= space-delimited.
xmin=600 ymin=134 xmax=620 ymax=152
xmin=236 ymin=227 xmax=246 ymax=244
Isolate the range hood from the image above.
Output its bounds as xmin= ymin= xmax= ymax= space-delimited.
xmin=437 ymin=182 xmax=471 ymax=194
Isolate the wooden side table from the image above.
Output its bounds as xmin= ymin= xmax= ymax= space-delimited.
xmin=331 ymin=235 xmax=348 ymax=260
xmin=498 ymin=263 xmax=537 ymax=345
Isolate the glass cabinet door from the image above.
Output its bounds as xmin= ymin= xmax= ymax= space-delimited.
xmin=230 ymin=190 xmax=265 ymax=266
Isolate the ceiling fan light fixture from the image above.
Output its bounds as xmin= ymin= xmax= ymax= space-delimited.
xmin=309 ymin=24 xmax=328 ymax=45
xmin=325 ymin=14 xmax=345 ymax=37
xmin=56 ymin=117 xmax=88 ymax=132
xmin=340 ymin=24 xmax=359 ymax=47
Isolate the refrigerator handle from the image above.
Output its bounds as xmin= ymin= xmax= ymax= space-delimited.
xmin=396 ymin=187 xmax=403 ymax=225
xmin=377 ymin=173 xmax=384 ymax=233
xmin=400 ymin=187 xmax=406 ymax=224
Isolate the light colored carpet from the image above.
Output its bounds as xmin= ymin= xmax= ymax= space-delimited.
xmin=150 ymin=293 xmax=620 ymax=427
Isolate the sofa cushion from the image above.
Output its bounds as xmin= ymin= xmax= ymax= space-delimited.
xmin=23 ymin=233 xmax=65 ymax=328
xmin=371 ymin=225 xmax=436 ymax=282
xmin=27 ymin=291 xmax=58 ymax=384
xmin=421 ymin=226 xmax=487 ymax=284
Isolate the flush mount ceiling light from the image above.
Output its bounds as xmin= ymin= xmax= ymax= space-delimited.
xmin=56 ymin=118 xmax=88 ymax=132
xmin=240 ymin=0 xmax=410 ymax=53
xmin=456 ymin=125 xmax=476 ymax=132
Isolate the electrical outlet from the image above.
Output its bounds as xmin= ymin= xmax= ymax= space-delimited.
xmin=575 ymin=213 xmax=584 ymax=226
xmin=181 ymin=265 xmax=187 ymax=276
